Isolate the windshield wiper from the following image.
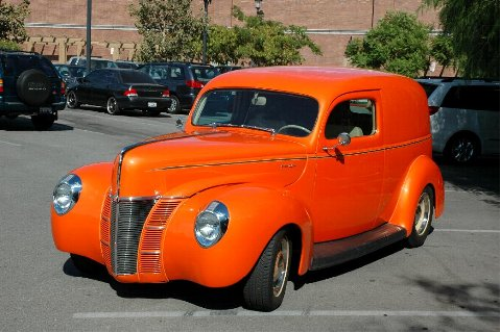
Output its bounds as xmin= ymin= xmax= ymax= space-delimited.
xmin=210 ymin=122 xmax=276 ymax=135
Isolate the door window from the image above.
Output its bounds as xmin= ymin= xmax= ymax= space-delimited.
xmin=325 ymin=99 xmax=376 ymax=139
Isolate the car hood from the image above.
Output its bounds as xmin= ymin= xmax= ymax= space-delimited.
xmin=114 ymin=130 xmax=309 ymax=198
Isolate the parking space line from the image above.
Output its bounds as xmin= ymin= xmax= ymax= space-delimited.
xmin=0 ymin=139 xmax=22 ymax=147
xmin=73 ymin=310 xmax=500 ymax=319
xmin=434 ymin=229 xmax=500 ymax=233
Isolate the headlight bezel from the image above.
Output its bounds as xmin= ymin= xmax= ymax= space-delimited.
xmin=52 ymin=174 xmax=82 ymax=215
xmin=194 ymin=201 xmax=229 ymax=248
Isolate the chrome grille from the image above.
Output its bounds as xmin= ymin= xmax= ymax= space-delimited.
xmin=110 ymin=199 xmax=155 ymax=275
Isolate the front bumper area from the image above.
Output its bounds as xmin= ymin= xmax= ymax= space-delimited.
xmin=100 ymin=195 xmax=183 ymax=283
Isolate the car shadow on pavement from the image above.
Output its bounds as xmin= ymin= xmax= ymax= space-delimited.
xmin=293 ymin=240 xmax=408 ymax=289
xmin=63 ymin=258 xmax=243 ymax=310
xmin=434 ymin=154 xmax=500 ymax=202
xmin=0 ymin=116 xmax=74 ymax=131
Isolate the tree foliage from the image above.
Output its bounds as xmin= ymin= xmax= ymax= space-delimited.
xmin=129 ymin=0 xmax=203 ymax=62
xmin=345 ymin=11 xmax=431 ymax=77
xmin=422 ymin=0 xmax=500 ymax=78
xmin=0 ymin=0 xmax=30 ymax=44
xmin=226 ymin=6 xmax=322 ymax=66
xmin=429 ymin=34 xmax=455 ymax=76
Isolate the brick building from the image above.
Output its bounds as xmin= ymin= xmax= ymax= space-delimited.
xmin=6 ymin=0 xmax=439 ymax=69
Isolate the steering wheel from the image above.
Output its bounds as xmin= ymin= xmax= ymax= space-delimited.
xmin=277 ymin=124 xmax=311 ymax=135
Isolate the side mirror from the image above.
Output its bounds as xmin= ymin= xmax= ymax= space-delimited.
xmin=337 ymin=132 xmax=351 ymax=146
xmin=322 ymin=132 xmax=351 ymax=153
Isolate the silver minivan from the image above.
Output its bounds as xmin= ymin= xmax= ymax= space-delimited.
xmin=417 ymin=78 xmax=499 ymax=164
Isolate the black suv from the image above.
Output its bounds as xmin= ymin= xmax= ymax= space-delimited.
xmin=0 ymin=50 xmax=66 ymax=130
xmin=138 ymin=62 xmax=219 ymax=113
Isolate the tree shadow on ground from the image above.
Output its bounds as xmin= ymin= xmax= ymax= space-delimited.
xmin=405 ymin=276 xmax=500 ymax=330
xmin=434 ymin=154 xmax=500 ymax=201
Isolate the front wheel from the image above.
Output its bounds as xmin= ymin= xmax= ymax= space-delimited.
xmin=243 ymin=230 xmax=292 ymax=312
xmin=106 ymin=97 xmax=120 ymax=115
xmin=406 ymin=186 xmax=434 ymax=248
xmin=66 ymin=91 xmax=80 ymax=109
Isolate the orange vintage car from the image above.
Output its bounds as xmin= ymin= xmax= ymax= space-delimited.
xmin=51 ymin=67 xmax=445 ymax=311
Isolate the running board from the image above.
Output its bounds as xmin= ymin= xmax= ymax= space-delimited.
xmin=310 ymin=223 xmax=406 ymax=271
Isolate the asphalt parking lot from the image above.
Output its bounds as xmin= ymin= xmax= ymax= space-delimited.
xmin=1 ymin=108 xmax=499 ymax=332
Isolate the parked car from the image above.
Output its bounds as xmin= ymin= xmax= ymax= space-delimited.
xmin=54 ymin=64 xmax=87 ymax=86
xmin=138 ymin=62 xmax=220 ymax=113
xmin=51 ymin=67 xmax=444 ymax=312
xmin=68 ymin=56 xmax=118 ymax=70
xmin=65 ymin=68 xmax=171 ymax=116
xmin=416 ymin=77 xmax=500 ymax=163
xmin=0 ymin=50 xmax=66 ymax=130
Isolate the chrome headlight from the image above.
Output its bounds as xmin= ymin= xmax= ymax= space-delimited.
xmin=52 ymin=174 xmax=82 ymax=215
xmin=195 ymin=201 xmax=229 ymax=248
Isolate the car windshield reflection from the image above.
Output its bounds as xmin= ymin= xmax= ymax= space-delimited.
xmin=192 ymin=89 xmax=319 ymax=137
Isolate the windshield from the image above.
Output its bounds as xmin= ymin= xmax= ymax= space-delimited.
xmin=192 ymin=89 xmax=319 ymax=137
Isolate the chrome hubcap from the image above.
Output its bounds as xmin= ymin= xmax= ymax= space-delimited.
xmin=451 ymin=138 xmax=474 ymax=163
xmin=414 ymin=191 xmax=431 ymax=236
xmin=272 ymin=237 xmax=289 ymax=297
xmin=107 ymin=98 xmax=117 ymax=113
xmin=68 ymin=92 xmax=75 ymax=107
xmin=169 ymin=98 xmax=178 ymax=112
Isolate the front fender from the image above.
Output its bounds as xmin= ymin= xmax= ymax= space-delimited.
xmin=388 ymin=155 xmax=445 ymax=235
xmin=162 ymin=184 xmax=312 ymax=287
xmin=51 ymin=162 xmax=113 ymax=264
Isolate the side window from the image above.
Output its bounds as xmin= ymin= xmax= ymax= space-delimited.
xmin=325 ymin=99 xmax=376 ymax=139
xmin=169 ymin=66 xmax=185 ymax=80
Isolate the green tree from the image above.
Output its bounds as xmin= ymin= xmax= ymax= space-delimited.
xmin=422 ymin=0 xmax=500 ymax=78
xmin=429 ymin=34 xmax=455 ymax=76
xmin=0 ymin=0 xmax=30 ymax=46
xmin=129 ymin=0 xmax=203 ymax=62
xmin=345 ymin=11 xmax=431 ymax=77
xmin=227 ymin=6 xmax=322 ymax=66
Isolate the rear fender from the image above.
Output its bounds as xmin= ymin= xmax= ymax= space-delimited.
xmin=163 ymin=184 xmax=312 ymax=287
xmin=388 ymin=155 xmax=445 ymax=235
xmin=51 ymin=162 xmax=113 ymax=264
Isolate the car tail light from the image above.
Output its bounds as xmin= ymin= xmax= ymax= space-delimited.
xmin=0 ymin=79 xmax=3 ymax=93
xmin=60 ymin=81 xmax=66 ymax=95
xmin=162 ymin=89 xmax=170 ymax=97
xmin=186 ymin=80 xmax=203 ymax=89
xmin=429 ymin=106 xmax=439 ymax=115
xmin=124 ymin=87 xmax=138 ymax=97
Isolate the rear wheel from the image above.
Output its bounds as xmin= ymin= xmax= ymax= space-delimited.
xmin=31 ymin=114 xmax=55 ymax=130
xmin=406 ymin=186 xmax=434 ymax=248
xmin=444 ymin=134 xmax=479 ymax=164
xmin=243 ymin=230 xmax=291 ymax=312
xmin=106 ymin=97 xmax=120 ymax=115
xmin=166 ymin=95 xmax=181 ymax=114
